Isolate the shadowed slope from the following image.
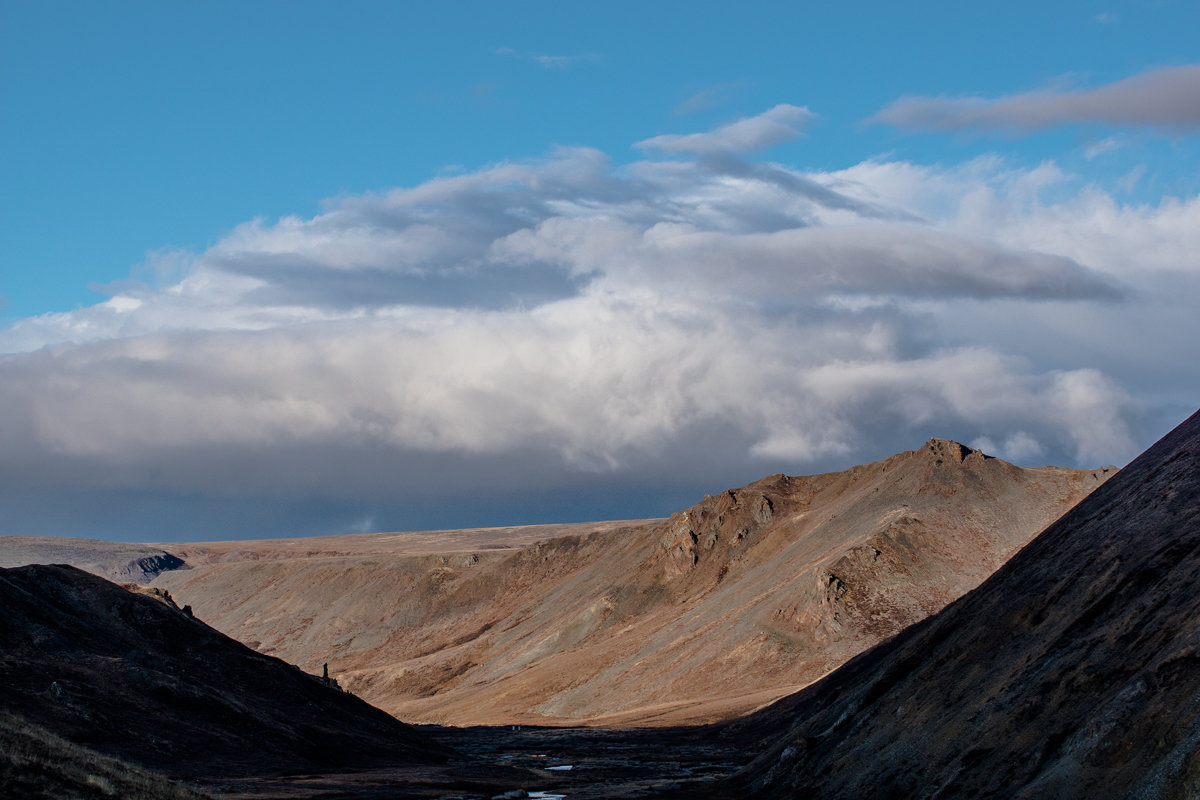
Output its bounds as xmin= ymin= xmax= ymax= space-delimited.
xmin=721 ymin=410 xmax=1200 ymax=799
xmin=153 ymin=441 xmax=1111 ymax=726
xmin=0 ymin=564 xmax=451 ymax=779
xmin=0 ymin=712 xmax=210 ymax=800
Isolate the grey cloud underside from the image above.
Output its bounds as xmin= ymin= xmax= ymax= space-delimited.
xmin=710 ymin=158 xmax=917 ymax=223
xmin=222 ymin=254 xmax=592 ymax=310
xmin=587 ymin=226 xmax=1123 ymax=302
xmin=223 ymin=229 xmax=1116 ymax=311
xmin=874 ymin=63 xmax=1200 ymax=132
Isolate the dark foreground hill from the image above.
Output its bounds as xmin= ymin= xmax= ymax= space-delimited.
xmin=0 ymin=711 xmax=210 ymax=800
xmin=0 ymin=564 xmax=451 ymax=780
xmin=715 ymin=409 xmax=1200 ymax=800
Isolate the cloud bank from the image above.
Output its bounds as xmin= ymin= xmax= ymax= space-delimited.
xmin=3 ymin=105 xmax=1197 ymax=540
xmin=873 ymin=64 xmax=1200 ymax=133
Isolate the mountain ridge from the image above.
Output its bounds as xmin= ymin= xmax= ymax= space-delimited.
xmin=715 ymin=410 xmax=1200 ymax=799
xmin=147 ymin=438 xmax=1113 ymax=726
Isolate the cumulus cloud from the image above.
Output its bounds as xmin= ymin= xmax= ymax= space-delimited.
xmin=872 ymin=64 xmax=1200 ymax=133
xmin=637 ymin=104 xmax=815 ymax=156
xmin=971 ymin=431 xmax=1045 ymax=465
xmin=2 ymin=108 xmax=1195 ymax=539
xmin=494 ymin=219 xmax=1118 ymax=302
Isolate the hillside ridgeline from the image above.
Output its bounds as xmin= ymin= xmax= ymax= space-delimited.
xmin=716 ymin=410 xmax=1200 ymax=799
xmin=150 ymin=440 xmax=1113 ymax=726
xmin=0 ymin=564 xmax=451 ymax=779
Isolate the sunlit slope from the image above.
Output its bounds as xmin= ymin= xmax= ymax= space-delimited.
xmin=153 ymin=441 xmax=1112 ymax=725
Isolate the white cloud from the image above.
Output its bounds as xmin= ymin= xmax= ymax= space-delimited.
xmin=970 ymin=432 xmax=1047 ymax=464
xmin=1000 ymin=432 xmax=1045 ymax=463
xmin=872 ymin=64 xmax=1200 ymax=133
xmin=636 ymin=104 xmax=815 ymax=156
xmin=2 ymin=108 xmax=1196 ymax=538
xmin=1082 ymin=137 xmax=1122 ymax=159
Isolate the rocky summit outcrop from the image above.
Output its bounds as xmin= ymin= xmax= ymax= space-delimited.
xmin=151 ymin=441 xmax=1113 ymax=726
xmin=0 ymin=564 xmax=451 ymax=779
xmin=717 ymin=409 xmax=1200 ymax=800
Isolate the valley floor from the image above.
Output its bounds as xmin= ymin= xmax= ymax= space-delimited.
xmin=187 ymin=724 xmax=743 ymax=799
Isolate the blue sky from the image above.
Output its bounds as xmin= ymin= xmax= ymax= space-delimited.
xmin=2 ymin=1 xmax=1198 ymax=541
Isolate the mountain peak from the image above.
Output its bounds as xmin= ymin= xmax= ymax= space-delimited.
xmin=920 ymin=438 xmax=984 ymax=463
xmin=731 ymin=409 xmax=1200 ymax=799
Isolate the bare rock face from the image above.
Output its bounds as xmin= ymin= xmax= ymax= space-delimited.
xmin=150 ymin=441 xmax=1113 ymax=726
xmin=723 ymin=410 xmax=1200 ymax=800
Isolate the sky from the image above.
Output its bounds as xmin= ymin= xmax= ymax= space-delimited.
xmin=1 ymin=1 xmax=1198 ymax=542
